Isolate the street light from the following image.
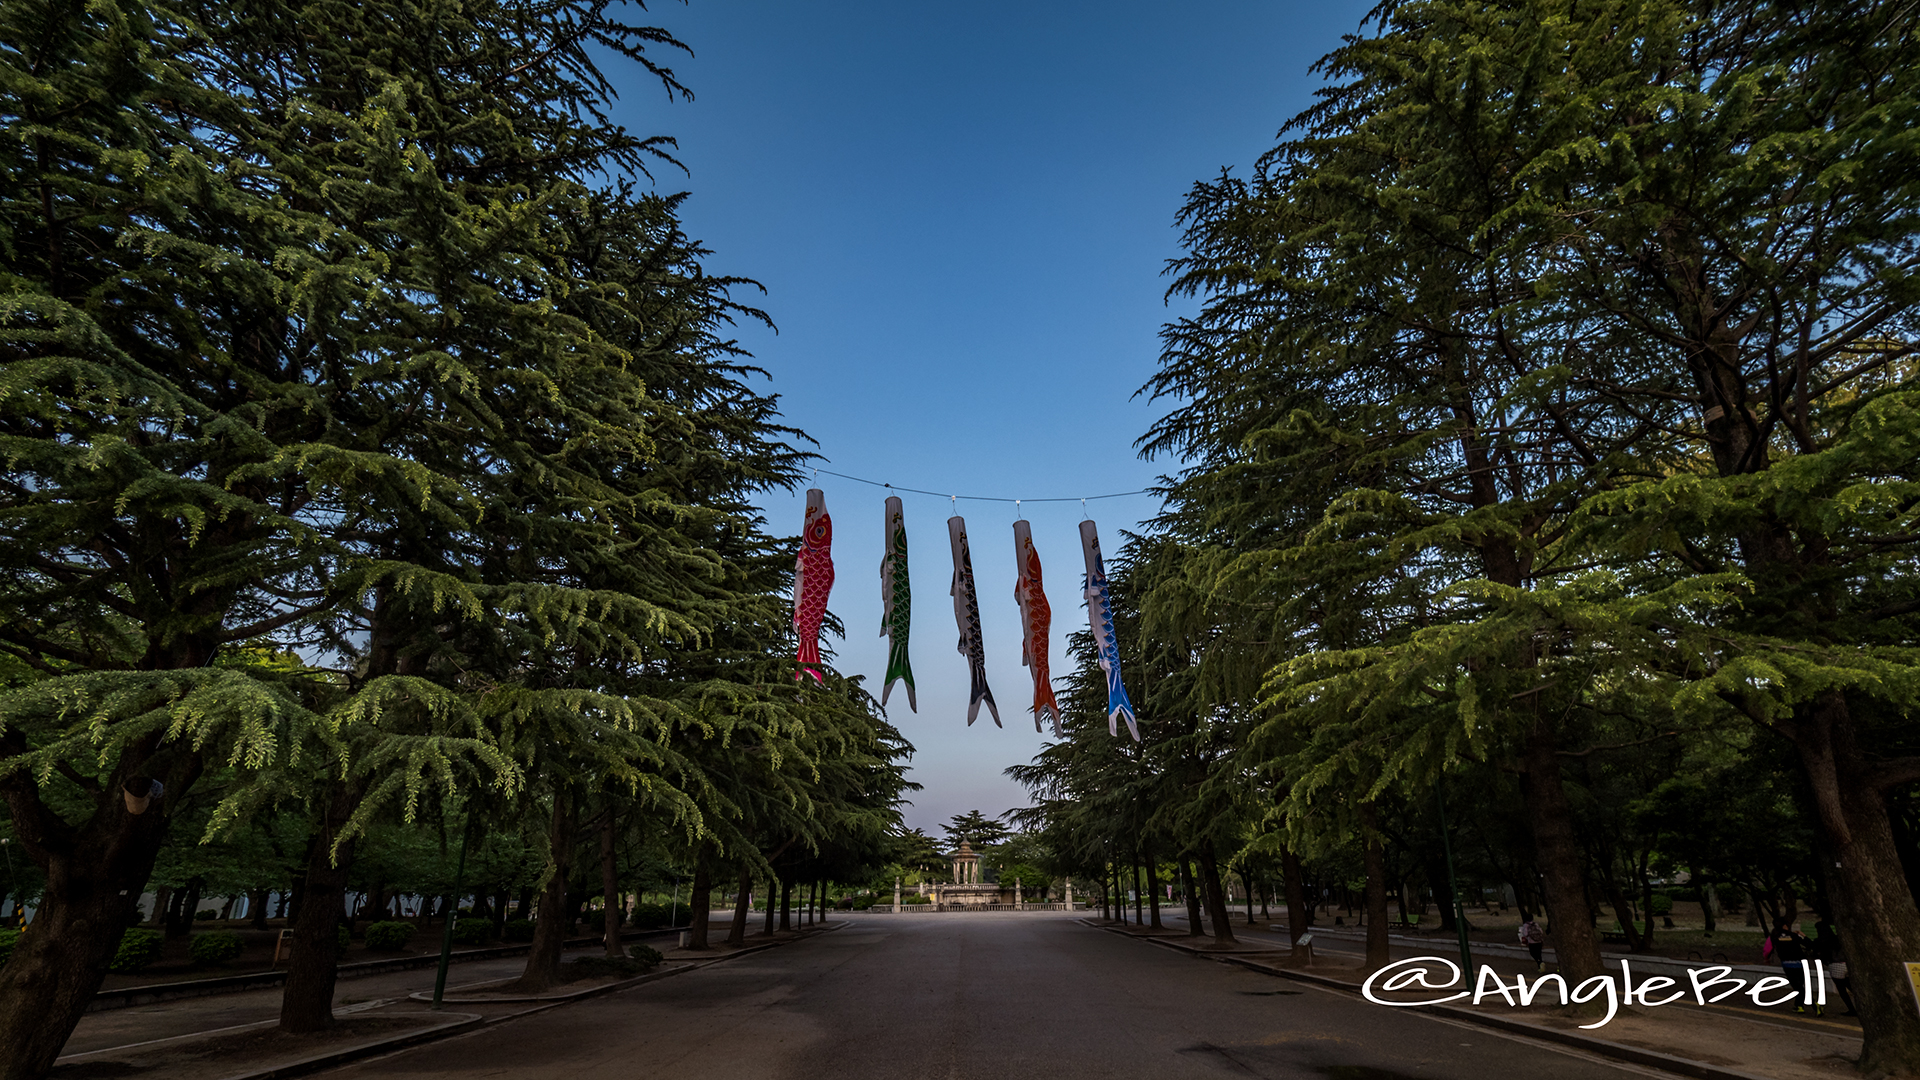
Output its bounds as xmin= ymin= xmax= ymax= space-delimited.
xmin=1434 ymin=782 xmax=1476 ymax=986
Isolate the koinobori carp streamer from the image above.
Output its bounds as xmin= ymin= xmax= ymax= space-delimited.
xmin=1079 ymin=519 xmax=1137 ymax=740
xmin=1012 ymin=519 xmax=1062 ymax=736
xmin=948 ymin=515 xmax=1000 ymax=727
xmin=878 ymin=496 xmax=916 ymax=711
xmin=793 ymin=488 xmax=834 ymax=682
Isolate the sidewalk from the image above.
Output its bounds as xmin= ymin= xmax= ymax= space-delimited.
xmin=1094 ymin=916 xmax=1862 ymax=1080
xmin=53 ymin=924 xmax=841 ymax=1080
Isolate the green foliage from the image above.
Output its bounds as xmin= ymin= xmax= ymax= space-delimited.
xmin=503 ymin=919 xmax=536 ymax=943
xmin=0 ymin=930 xmax=15 ymax=967
xmin=627 ymin=903 xmax=673 ymax=930
xmin=448 ymin=919 xmax=490 ymax=947
xmin=942 ymin=812 xmax=1010 ymax=850
xmin=338 ymin=926 xmax=351 ymax=951
xmin=188 ymin=932 xmax=242 ymax=967
xmin=362 ymin=922 xmax=416 ymax=952
xmin=109 ymin=930 xmax=163 ymax=974
xmin=628 ymin=944 xmax=662 ymax=968
xmin=1099 ymin=0 xmax=1920 ymax=1065
xmin=0 ymin=0 xmax=904 ymax=1049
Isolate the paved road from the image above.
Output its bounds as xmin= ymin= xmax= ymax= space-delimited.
xmin=322 ymin=913 xmax=1658 ymax=1080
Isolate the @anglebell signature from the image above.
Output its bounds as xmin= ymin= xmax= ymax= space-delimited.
xmin=1359 ymin=955 xmax=1831 ymax=1029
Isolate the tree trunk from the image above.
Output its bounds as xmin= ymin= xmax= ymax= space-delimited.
xmin=1144 ymin=845 xmax=1162 ymax=929
xmin=0 ymin=776 xmax=176 ymax=1079
xmin=1599 ymin=867 xmax=1650 ymax=952
xmin=166 ymin=877 xmax=202 ymax=939
xmin=1240 ymin=869 xmax=1256 ymax=926
xmin=1282 ymin=849 xmax=1310 ymax=955
xmin=517 ymin=794 xmax=577 ymax=991
xmin=248 ymin=889 xmax=270 ymax=932
xmin=1425 ymin=857 xmax=1457 ymax=932
xmin=1131 ymin=855 xmax=1144 ymax=925
xmin=762 ymin=875 xmax=776 ymax=936
xmin=147 ymin=885 xmax=170 ymax=929
xmin=1362 ymin=803 xmax=1390 ymax=970
xmin=1180 ymin=858 xmax=1205 ymax=936
xmin=1520 ymin=723 xmax=1606 ymax=984
xmin=725 ymin=866 xmax=752 ymax=947
xmin=818 ymin=880 xmax=829 ymax=925
xmin=279 ymin=781 xmax=361 ymax=1032
xmin=1196 ymin=846 xmax=1236 ymax=947
xmin=1792 ymin=690 xmax=1920 ymax=1075
xmin=1641 ymin=874 xmax=1658 ymax=943
xmin=778 ymin=875 xmax=792 ymax=931
xmin=600 ymin=811 xmax=622 ymax=958
xmin=686 ymin=860 xmax=713 ymax=949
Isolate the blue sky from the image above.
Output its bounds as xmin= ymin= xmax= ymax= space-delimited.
xmin=606 ymin=0 xmax=1369 ymax=836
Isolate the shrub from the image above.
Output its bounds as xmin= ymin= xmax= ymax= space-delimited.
xmin=338 ymin=925 xmax=351 ymax=950
xmin=0 ymin=929 xmax=17 ymax=967
xmin=851 ymin=896 xmax=875 ymax=911
xmin=903 ymin=894 xmax=930 ymax=905
xmin=110 ymin=929 xmax=164 ymax=973
xmin=587 ymin=908 xmax=625 ymax=933
xmin=363 ymin=920 xmax=416 ymax=951
xmin=195 ymin=909 xmax=219 ymax=921
xmin=449 ymin=918 xmax=491 ymax=946
xmin=190 ymin=930 xmax=243 ymax=966
xmin=628 ymin=902 xmax=671 ymax=930
xmin=503 ymin=918 xmax=536 ymax=942
xmin=629 ymin=944 xmax=663 ymax=968
xmin=1650 ymin=894 xmax=1674 ymax=917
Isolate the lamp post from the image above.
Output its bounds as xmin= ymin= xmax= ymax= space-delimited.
xmin=1435 ymin=782 xmax=1475 ymax=986
xmin=430 ymin=818 xmax=474 ymax=1010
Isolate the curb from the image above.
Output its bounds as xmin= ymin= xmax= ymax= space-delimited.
xmin=209 ymin=1013 xmax=484 ymax=1080
xmin=407 ymin=961 xmax=697 ymax=1005
xmin=90 ymin=927 xmax=686 ymax=1013
xmin=1089 ymin=922 xmax=1777 ymax=1080
xmin=205 ymin=921 xmax=840 ymax=1080
xmin=1299 ymin=925 xmax=1783 ymax=982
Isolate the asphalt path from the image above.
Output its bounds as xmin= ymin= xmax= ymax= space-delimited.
xmin=321 ymin=912 xmax=1666 ymax=1080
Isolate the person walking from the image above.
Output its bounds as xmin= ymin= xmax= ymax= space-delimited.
xmin=1518 ymin=912 xmax=1546 ymax=972
xmin=1769 ymin=918 xmax=1819 ymax=1016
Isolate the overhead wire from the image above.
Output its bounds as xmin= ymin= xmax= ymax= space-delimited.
xmin=811 ymin=467 xmax=1154 ymax=505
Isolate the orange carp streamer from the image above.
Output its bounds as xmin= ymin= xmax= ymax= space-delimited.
xmin=1012 ymin=520 xmax=1062 ymax=736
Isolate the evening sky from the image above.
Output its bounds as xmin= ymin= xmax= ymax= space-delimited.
xmin=604 ymin=0 xmax=1371 ymax=835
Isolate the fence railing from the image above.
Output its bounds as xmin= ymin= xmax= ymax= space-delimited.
xmin=861 ymin=902 xmax=1083 ymax=913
